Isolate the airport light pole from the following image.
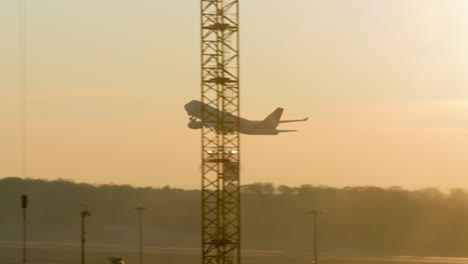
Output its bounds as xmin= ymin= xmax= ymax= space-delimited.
xmin=307 ymin=209 xmax=322 ymax=264
xmin=21 ymin=195 xmax=28 ymax=264
xmin=80 ymin=203 xmax=91 ymax=264
xmin=135 ymin=205 xmax=146 ymax=264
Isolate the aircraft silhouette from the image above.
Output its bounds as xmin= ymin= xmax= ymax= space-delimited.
xmin=184 ymin=100 xmax=308 ymax=135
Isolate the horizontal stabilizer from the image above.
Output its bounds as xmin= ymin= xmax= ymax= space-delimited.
xmin=279 ymin=117 xmax=309 ymax=124
xmin=277 ymin=130 xmax=298 ymax=133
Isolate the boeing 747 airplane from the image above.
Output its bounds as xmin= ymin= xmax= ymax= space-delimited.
xmin=184 ymin=100 xmax=308 ymax=135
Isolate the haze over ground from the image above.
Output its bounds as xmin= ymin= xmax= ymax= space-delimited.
xmin=1 ymin=0 xmax=468 ymax=189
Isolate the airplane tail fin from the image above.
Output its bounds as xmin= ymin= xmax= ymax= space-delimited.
xmin=259 ymin=107 xmax=284 ymax=128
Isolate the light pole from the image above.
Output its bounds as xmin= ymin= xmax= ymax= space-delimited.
xmin=307 ymin=209 xmax=322 ymax=264
xmin=21 ymin=195 xmax=28 ymax=264
xmin=135 ymin=205 xmax=146 ymax=264
xmin=80 ymin=203 xmax=91 ymax=264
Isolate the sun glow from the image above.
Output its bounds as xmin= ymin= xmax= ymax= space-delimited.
xmin=444 ymin=99 xmax=468 ymax=109
xmin=458 ymin=100 xmax=468 ymax=107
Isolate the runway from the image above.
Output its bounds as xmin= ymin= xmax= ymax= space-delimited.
xmin=2 ymin=241 xmax=468 ymax=264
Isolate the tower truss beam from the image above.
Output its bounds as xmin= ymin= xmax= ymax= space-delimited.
xmin=200 ymin=0 xmax=240 ymax=264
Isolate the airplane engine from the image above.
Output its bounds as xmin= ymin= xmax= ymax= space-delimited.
xmin=188 ymin=120 xmax=203 ymax=129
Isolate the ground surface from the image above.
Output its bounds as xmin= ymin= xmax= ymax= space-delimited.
xmin=2 ymin=242 xmax=468 ymax=264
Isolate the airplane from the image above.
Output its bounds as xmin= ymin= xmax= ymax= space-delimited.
xmin=184 ymin=100 xmax=308 ymax=135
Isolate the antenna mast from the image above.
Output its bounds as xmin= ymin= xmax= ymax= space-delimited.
xmin=200 ymin=0 xmax=241 ymax=263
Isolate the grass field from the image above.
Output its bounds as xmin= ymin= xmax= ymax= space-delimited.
xmin=2 ymin=242 xmax=468 ymax=264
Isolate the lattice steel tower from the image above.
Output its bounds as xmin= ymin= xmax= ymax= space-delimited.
xmin=200 ymin=0 xmax=240 ymax=264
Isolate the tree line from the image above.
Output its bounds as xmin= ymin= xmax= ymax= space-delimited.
xmin=1 ymin=177 xmax=468 ymax=257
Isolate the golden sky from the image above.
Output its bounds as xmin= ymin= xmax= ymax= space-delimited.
xmin=1 ymin=0 xmax=468 ymax=189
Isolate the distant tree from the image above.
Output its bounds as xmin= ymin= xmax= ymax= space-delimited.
xmin=2 ymin=178 xmax=468 ymax=256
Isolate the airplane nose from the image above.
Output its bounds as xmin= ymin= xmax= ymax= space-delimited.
xmin=185 ymin=100 xmax=198 ymax=112
xmin=184 ymin=102 xmax=191 ymax=112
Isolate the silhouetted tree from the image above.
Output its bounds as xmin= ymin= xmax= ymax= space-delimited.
xmin=2 ymin=178 xmax=468 ymax=257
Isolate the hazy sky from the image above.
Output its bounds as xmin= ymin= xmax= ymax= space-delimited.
xmin=1 ymin=0 xmax=468 ymax=189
